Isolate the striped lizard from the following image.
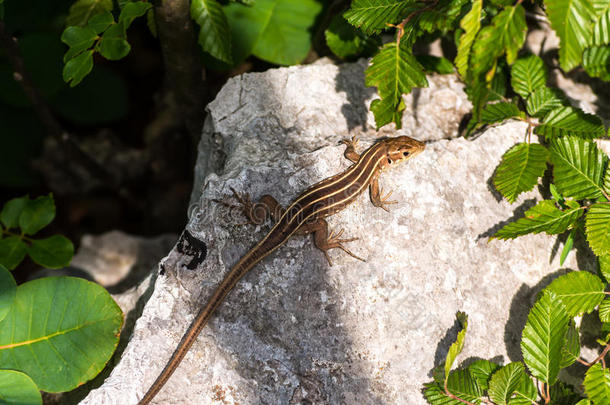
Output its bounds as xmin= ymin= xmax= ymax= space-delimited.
xmin=139 ymin=135 xmax=425 ymax=404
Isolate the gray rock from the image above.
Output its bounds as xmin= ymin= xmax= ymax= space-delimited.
xmin=82 ymin=61 xmax=596 ymax=405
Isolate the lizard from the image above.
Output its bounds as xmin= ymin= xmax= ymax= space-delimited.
xmin=138 ymin=135 xmax=425 ymax=404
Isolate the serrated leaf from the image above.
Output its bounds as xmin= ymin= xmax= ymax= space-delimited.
xmin=87 ymin=10 xmax=114 ymax=33
xmin=586 ymin=203 xmax=610 ymax=256
xmin=493 ymin=143 xmax=549 ymax=203
xmin=0 ymin=277 xmax=123 ymax=392
xmin=417 ymin=0 xmax=469 ymax=33
xmin=455 ymin=0 xmax=482 ymax=78
xmin=600 ymin=298 xmax=610 ymax=323
xmin=481 ymin=102 xmax=523 ymax=124
xmin=0 ymin=369 xmax=41 ymax=405
xmin=560 ymin=321 xmax=580 ymax=368
xmin=583 ymin=46 xmax=610 ymax=81
xmin=416 ymin=55 xmax=455 ymax=74
xmin=526 ymin=87 xmax=566 ymax=117
xmin=550 ymin=136 xmax=606 ymax=199
xmin=488 ymin=362 xmax=526 ymax=404
xmin=592 ymin=8 xmax=610 ymax=46
xmin=600 ymin=254 xmax=610 ymax=282
xmin=494 ymin=200 xmax=582 ymax=239
xmin=0 ymin=236 xmax=27 ymax=270
xmin=510 ymin=372 xmax=537 ymax=404
xmin=66 ymin=0 xmax=113 ymax=26
xmin=18 ymin=194 xmax=54 ymax=235
xmin=467 ymin=360 xmax=501 ymax=391
xmin=491 ymin=5 xmax=527 ymax=64
xmin=547 ymin=271 xmax=605 ymax=316
xmin=545 ymin=0 xmax=595 ymax=71
xmin=98 ymin=23 xmax=131 ymax=60
xmin=584 ymin=363 xmax=610 ymax=404
xmin=550 ymin=381 xmax=583 ymax=404
xmin=343 ymin=0 xmax=414 ymax=35
xmin=119 ymin=1 xmax=152 ymax=29
xmin=61 ymin=26 xmax=97 ymax=62
xmin=63 ymin=49 xmax=94 ymax=87
xmin=447 ymin=369 xmax=482 ymax=403
xmin=365 ymin=40 xmax=428 ymax=129
xmin=511 ymin=55 xmax=547 ymax=98
xmin=27 ymin=235 xmax=74 ymax=269
xmin=325 ymin=15 xmax=380 ymax=60
xmin=424 ymin=381 xmax=464 ymax=405
xmin=470 ymin=26 xmax=501 ymax=80
xmin=191 ymin=0 xmax=232 ymax=63
xmin=559 ymin=228 xmax=575 ymax=265
xmin=0 ymin=196 xmax=27 ymax=229
xmin=445 ymin=312 xmax=468 ymax=379
xmin=521 ymin=290 xmax=570 ymax=384
xmin=0 ymin=265 xmax=16 ymax=322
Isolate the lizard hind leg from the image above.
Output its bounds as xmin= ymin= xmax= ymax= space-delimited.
xmin=227 ymin=187 xmax=285 ymax=225
xmin=298 ymin=218 xmax=365 ymax=265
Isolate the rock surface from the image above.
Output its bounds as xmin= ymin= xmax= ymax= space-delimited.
xmin=82 ymin=60 xmax=597 ymax=405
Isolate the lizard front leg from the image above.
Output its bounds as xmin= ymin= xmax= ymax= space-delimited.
xmin=369 ymin=178 xmax=397 ymax=212
xmin=297 ymin=218 xmax=364 ymax=265
xmin=340 ymin=135 xmax=360 ymax=163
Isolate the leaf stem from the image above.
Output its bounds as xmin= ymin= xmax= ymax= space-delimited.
xmin=394 ymin=0 xmax=439 ymax=44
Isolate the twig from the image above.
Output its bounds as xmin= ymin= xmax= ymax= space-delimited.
xmin=392 ymin=0 xmax=439 ymax=45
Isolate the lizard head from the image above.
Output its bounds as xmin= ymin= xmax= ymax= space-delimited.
xmin=378 ymin=136 xmax=425 ymax=171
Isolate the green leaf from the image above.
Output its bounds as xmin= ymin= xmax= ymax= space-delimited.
xmin=445 ymin=312 xmax=468 ymax=379
xmin=600 ymin=254 xmax=610 ymax=282
xmin=510 ymin=373 xmax=537 ymax=404
xmin=586 ymin=203 xmax=610 ymax=256
xmin=66 ymin=0 xmax=113 ymax=26
xmin=560 ymin=321 xmax=580 ymax=368
xmin=591 ymin=8 xmax=610 ymax=46
xmin=146 ymin=8 xmax=157 ymax=38
xmin=223 ymin=0 xmax=322 ymax=66
xmin=0 ymin=196 xmax=28 ymax=229
xmin=445 ymin=369 xmax=482 ymax=404
xmin=0 ymin=265 xmax=16 ymax=322
xmin=118 ymin=1 xmax=152 ymax=29
xmin=416 ymin=55 xmax=455 ymax=74
xmin=343 ymin=0 xmax=413 ymax=35
xmin=521 ymin=290 xmax=570 ymax=385
xmin=61 ymin=26 xmax=97 ymax=62
xmin=559 ymin=228 xmax=575 ymax=265
xmin=365 ymin=40 xmax=428 ymax=129
xmin=62 ymin=49 xmax=94 ymax=87
xmin=550 ymin=381 xmax=583 ymax=404
xmin=493 ymin=143 xmax=549 ymax=203
xmin=467 ymin=360 xmax=501 ymax=391
xmin=27 ymin=235 xmax=74 ymax=269
xmin=544 ymin=0 xmax=595 ymax=71
xmin=511 ymin=55 xmax=547 ymax=98
xmin=98 ymin=23 xmax=131 ymax=60
xmin=0 ymin=369 xmax=41 ymax=405
xmin=481 ymin=102 xmax=524 ymax=124
xmin=546 ymin=271 xmax=605 ymax=316
xmin=526 ymin=87 xmax=566 ymax=117
xmin=575 ymin=400 xmax=592 ymax=405
xmin=455 ymin=0 xmax=482 ymax=78
xmin=583 ymin=46 xmax=610 ymax=81
xmin=417 ymin=0 xmax=470 ymax=33
xmin=0 ymin=236 xmax=28 ymax=270
xmin=600 ymin=298 xmax=610 ymax=323
xmin=537 ymin=106 xmax=606 ymax=139
xmin=18 ymin=194 xmax=54 ymax=235
xmin=549 ymin=136 xmax=606 ymax=199
xmin=490 ymin=5 xmax=527 ymax=65
xmin=488 ymin=362 xmax=527 ymax=404
xmin=87 ymin=10 xmax=114 ymax=34
xmin=191 ymin=0 xmax=232 ymax=64
xmin=424 ymin=381 xmax=463 ymax=405
xmin=0 ymin=277 xmax=123 ymax=392
xmin=584 ymin=363 xmax=610 ymax=404
xmin=325 ymin=15 xmax=380 ymax=60
xmin=493 ymin=200 xmax=582 ymax=239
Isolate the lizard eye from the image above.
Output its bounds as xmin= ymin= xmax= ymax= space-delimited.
xmin=387 ymin=158 xmax=392 ymax=164
xmin=403 ymin=151 xmax=410 ymax=157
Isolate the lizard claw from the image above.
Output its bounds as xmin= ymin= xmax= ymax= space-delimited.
xmin=376 ymin=188 xmax=398 ymax=212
